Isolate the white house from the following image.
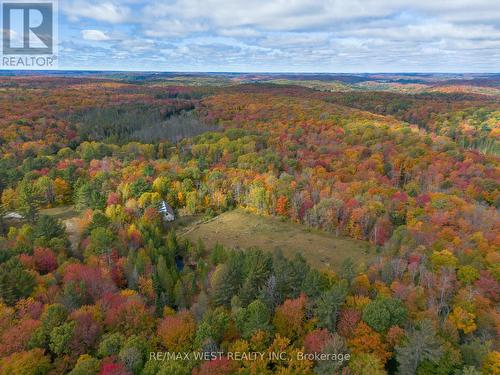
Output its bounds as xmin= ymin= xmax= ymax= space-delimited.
xmin=158 ymin=201 xmax=175 ymax=222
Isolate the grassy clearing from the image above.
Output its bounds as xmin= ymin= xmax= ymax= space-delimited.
xmin=179 ymin=208 xmax=375 ymax=272
xmin=4 ymin=206 xmax=79 ymax=227
xmin=40 ymin=206 xmax=79 ymax=220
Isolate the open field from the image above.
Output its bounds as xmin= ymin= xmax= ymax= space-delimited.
xmin=180 ymin=208 xmax=375 ymax=272
xmin=4 ymin=206 xmax=79 ymax=228
xmin=40 ymin=206 xmax=79 ymax=220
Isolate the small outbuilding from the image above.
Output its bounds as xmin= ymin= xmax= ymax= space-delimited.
xmin=3 ymin=212 xmax=24 ymax=220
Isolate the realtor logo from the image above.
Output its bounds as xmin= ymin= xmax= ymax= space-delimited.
xmin=1 ymin=0 xmax=57 ymax=67
xmin=2 ymin=2 xmax=53 ymax=54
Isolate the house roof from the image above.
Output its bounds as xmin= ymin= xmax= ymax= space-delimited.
xmin=3 ymin=212 xmax=24 ymax=220
xmin=158 ymin=201 xmax=175 ymax=216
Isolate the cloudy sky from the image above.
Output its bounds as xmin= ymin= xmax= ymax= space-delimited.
xmin=54 ymin=0 xmax=500 ymax=72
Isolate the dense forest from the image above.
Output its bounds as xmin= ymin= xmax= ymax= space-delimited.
xmin=0 ymin=76 xmax=498 ymax=375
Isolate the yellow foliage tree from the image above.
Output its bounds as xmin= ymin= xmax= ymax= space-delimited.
xmin=448 ymin=307 xmax=476 ymax=334
xmin=430 ymin=249 xmax=458 ymax=271
xmin=482 ymin=351 xmax=500 ymax=375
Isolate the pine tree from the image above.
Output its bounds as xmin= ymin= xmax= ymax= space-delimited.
xmin=302 ymin=268 xmax=330 ymax=299
xmin=239 ymin=249 xmax=272 ymax=305
xmin=74 ymin=183 xmax=92 ymax=212
xmin=34 ymin=215 xmax=66 ymax=240
xmin=272 ymin=251 xmax=308 ymax=304
xmin=395 ymin=320 xmax=443 ymax=375
xmin=174 ymin=280 xmax=187 ymax=310
xmin=237 ymin=300 xmax=272 ymax=339
xmin=157 ymin=256 xmax=175 ymax=294
xmin=152 ymin=257 xmax=175 ymax=314
xmin=17 ymin=180 xmax=42 ymax=223
xmin=316 ymin=284 xmax=348 ymax=331
xmin=340 ymin=257 xmax=356 ymax=285
xmin=210 ymin=256 xmax=242 ymax=307
xmin=0 ymin=257 xmax=36 ymax=305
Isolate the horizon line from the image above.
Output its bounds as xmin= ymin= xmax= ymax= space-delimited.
xmin=1 ymin=69 xmax=500 ymax=75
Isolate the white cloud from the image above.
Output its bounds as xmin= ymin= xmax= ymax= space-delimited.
xmin=81 ymin=30 xmax=111 ymax=41
xmin=217 ymin=28 xmax=261 ymax=38
xmin=143 ymin=19 xmax=207 ymax=37
xmin=141 ymin=0 xmax=500 ymax=32
xmin=63 ymin=1 xmax=131 ymax=23
xmin=341 ymin=22 xmax=500 ymax=42
xmin=120 ymin=38 xmax=157 ymax=53
xmin=259 ymin=33 xmax=331 ymax=48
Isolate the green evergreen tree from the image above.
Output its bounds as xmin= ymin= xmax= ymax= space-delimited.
xmin=86 ymin=227 xmax=115 ymax=263
xmin=302 ymin=268 xmax=330 ymax=299
xmin=34 ymin=215 xmax=66 ymax=240
xmin=17 ymin=180 xmax=42 ymax=222
xmin=340 ymin=257 xmax=356 ymax=285
xmin=0 ymin=257 xmax=36 ymax=305
xmin=194 ymin=308 xmax=230 ymax=348
xmin=395 ymin=320 xmax=443 ymax=375
xmin=74 ymin=182 xmax=92 ymax=211
xmin=210 ymin=256 xmax=242 ymax=307
xmin=316 ymin=284 xmax=347 ymax=331
xmin=271 ymin=251 xmax=307 ymax=304
xmin=153 ymin=256 xmax=175 ymax=312
xmin=174 ymin=279 xmax=187 ymax=310
xmin=236 ymin=299 xmax=272 ymax=339
xmin=239 ymin=249 xmax=272 ymax=305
